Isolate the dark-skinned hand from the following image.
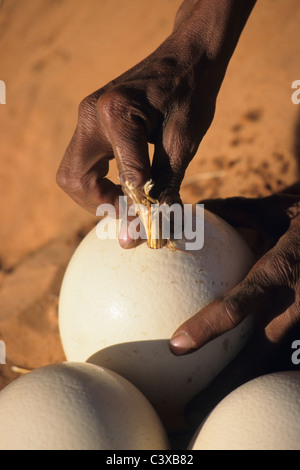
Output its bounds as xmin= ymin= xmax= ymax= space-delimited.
xmin=56 ymin=0 xmax=256 ymax=247
xmin=168 ymin=185 xmax=300 ymax=427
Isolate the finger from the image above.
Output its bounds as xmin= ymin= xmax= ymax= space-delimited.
xmin=57 ymin=154 xmax=123 ymax=215
xmin=97 ymin=89 xmax=174 ymax=248
xmin=97 ymin=91 xmax=157 ymax=248
xmin=97 ymin=91 xmax=153 ymax=190
xmin=169 ymin=254 xmax=277 ymax=356
xmin=150 ymin=141 xmax=183 ymax=204
xmin=57 ymin=93 xmax=123 ymax=212
xmin=150 ymin=118 xmax=195 ymax=203
xmin=57 ymin=154 xmax=123 ymax=214
xmin=118 ymin=213 xmax=147 ymax=249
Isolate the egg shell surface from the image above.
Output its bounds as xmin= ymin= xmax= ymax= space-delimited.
xmin=0 ymin=362 xmax=170 ymax=450
xmin=58 ymin=210 xmax=255 ymax=429
xmin=189 ymin=371 xmax=300 ymax=450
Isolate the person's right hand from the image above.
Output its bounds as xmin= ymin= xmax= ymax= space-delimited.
xmin=56 ymin=0 xmax=256 ymax=247
xmin=56 ymin=37 xmax=218 ymax=246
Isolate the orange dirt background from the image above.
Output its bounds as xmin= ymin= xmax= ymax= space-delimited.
xmin=0 ymin=0 xmax=299 ymax=393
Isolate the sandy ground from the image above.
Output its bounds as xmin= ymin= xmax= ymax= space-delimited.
xmin=0 ymin=0 xmax=299 ymax=435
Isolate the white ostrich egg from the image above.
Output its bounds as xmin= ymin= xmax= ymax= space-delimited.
xmin=58 ymin=209 xmax=254 ymax=430
xmin=0 ymin=362 xmax=170 ymax=450
xmin=189 ymin=371 xmax=300 ymax=450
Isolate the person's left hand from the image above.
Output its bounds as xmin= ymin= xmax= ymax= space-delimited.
xmin=168 ymin=188 xmax=300 ymax=425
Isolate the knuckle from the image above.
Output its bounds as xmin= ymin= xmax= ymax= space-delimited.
xmin=221 ymin=297 xmax=242 ymax=327
xmin=118 ymin=165 xmax=146 ymax=191
xmin=97 ymin=89 xmax=151 ymax=131
xmin=56 ymin=163 xmax=86 ymax=197
xmin=77 ymin=94 xmax=101 ymax=138
xmin=97 ymin=91 xmax=129 ymax=124
xmin=78 ymin=95 xmax=96 ymax=121
xmin=163 ymin=113 xmax=197 ymax=162
xmin=56 ymin=165 xmax=68 ymax=191
xmin=266 ymin=252 xmax=287 ymax=280
xmin=222 ymin=271 xmax=269 ymax=323
xmin=68 ymin=173 xmax=91 ymax=197
xmin=220 ymin=234 xmax=300 ymax=324
xmin=263 ymin=243 xmax=298 ymax=287
xmin=65 ymin=176 xmax=84 ymax=196
xmin=164 ymin=129 xmax=188 ymax=161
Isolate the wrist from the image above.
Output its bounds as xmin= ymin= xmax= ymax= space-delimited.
xmin=169 ymin=0 xmax=256 ymax=83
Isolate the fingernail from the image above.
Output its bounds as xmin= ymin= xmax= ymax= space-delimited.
xmin=170 ymin=332 xmax=194 ymax=355
xmin=118 ymin=221 xmax=134 ymax=247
